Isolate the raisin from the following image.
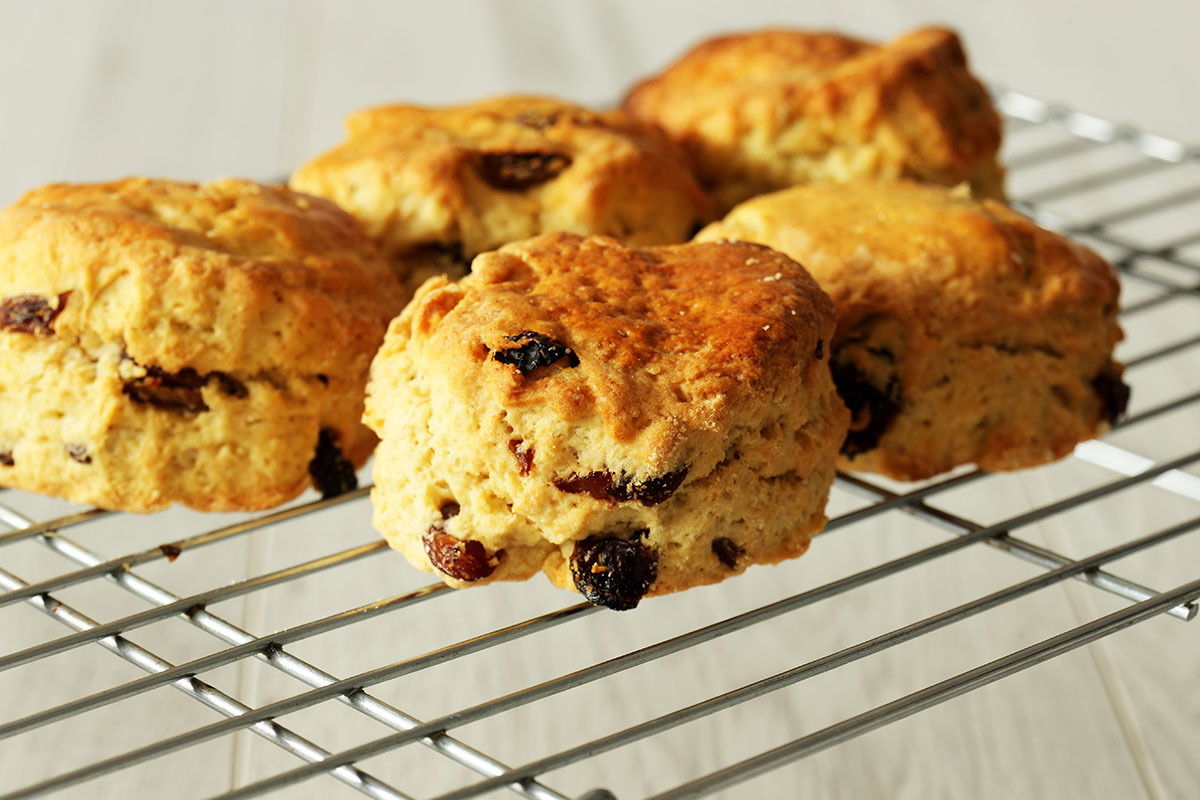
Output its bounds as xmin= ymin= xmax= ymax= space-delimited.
xmin=631 ymin=467 xmax=689 ymax=506
xmin=66 ymin=444 xmax=91 ymax=464
xmin=307 ymin=428 xmax=358 ymax=499
xmin=210 ymin=372 xmax=249 ymax=399
xmin=553 ymin=467 xmax=688 ymax=506
xmin=864 ymin=345 xmax=896 ymax=363
xmin=814 ymin=339 xmax=825 ymax=360
xmin=554 ymin=471 xmax=616 ymax=502
xmin=712 ymin=537 xmax=745 ymax=569
xmin=508 ymin=439 xmax=535 ymax=476
xmin=570 ymin=534 xmax=658 ymax=611
xmin=832 ymin=360 xmax=901 ymax=458
xmin=513 ymin=110 xmax=562 ymax=130
xmin=493 ymin=331 xmax=579 ymax=374
xmin=409 ymin=241 xmax=470 ymax=274
xmin=0 ymin=451 xmax=12 ymax=467
xmin=476 ymin=151 xmax=571 ymax=191
xmin=159 ymin=543 xmax=182 ymax=562
xmin=439 ymin=500 xmax=461 ymax=519
xmin=123 ymin=366 xmax=209 ymax=413
xmin=1092 ymin=363 xmax=1131 ymax=425
xmin=423 ymin=529 xmax=496 ymax=582
xmin=0 ymin=292 xmax=70 ymax=336
xmin=120 ymin=354 xmax=252 ymax=413
xmin=316 ymin=374 xmax=330 ymax=386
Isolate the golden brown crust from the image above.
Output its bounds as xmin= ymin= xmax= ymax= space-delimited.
xmin=623 ymin=27 xmax=1005 ymax=212
xmin=6 ymin=178 xmax=402 ymax=376
xmin=0 ymin=178 xmax=408 ymax=511
xmin=419 ymin=233 xmax=832 ymax=448
xmin=366 ymin=233 xmax=847 ymax=606
xmin=698 ymin=181 xmax=1125 ymax=480
xmin=291 ymin=95 xmax=714 ymax=286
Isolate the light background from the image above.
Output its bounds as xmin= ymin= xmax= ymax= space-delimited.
xmin=0 ymin=2 xmax=1197 ymax=799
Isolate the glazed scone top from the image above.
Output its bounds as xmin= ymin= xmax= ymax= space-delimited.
xmin=290 ymin=95 xmax=714 ymax=262
xmin=697 ymin=181 xmax=1119 ymax=348
xmin=374 ymin=232 xmax=833 ymax=471
xmin=622 ymin=27 xmax=1003 ymax=209
xmin=0 ymin=178 xmax=405 ymax=376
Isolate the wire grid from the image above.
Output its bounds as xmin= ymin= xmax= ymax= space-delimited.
xmin=0 ymin=89 xmax=1199 ymax=799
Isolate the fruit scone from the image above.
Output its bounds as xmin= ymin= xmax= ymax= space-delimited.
xmin=697 ymin=181 xmax=1128 ymax=481
xmin=0 ymin=177 xmax=408 ymax=512
xmin=290 ymin=95 xmax=713 ymax=290
xmin=365 ymin=232 xmax=848 ymax=610
xmin=623 ymin=26 xmax=1004 ymax=213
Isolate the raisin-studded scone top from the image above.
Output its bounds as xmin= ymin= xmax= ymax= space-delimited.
xmin=388 ymin=232 xmax=830 ymax=461
xmin=0 ymin=178 xmax=404 ymax=378
xmin=365 ymin=232 xmax=846 ymax=608
xmin=698 ymin=181 xmax=1125 ymax=479
xmin=290 ymin=95 xmax=714 ymax=284
xmin=622 ymin=26 xmax=1004 ymax=212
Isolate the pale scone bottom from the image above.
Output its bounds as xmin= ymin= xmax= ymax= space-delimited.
xmin=838 ymin=336 xmax=1118 ymax=480
xmin=0 ymin=335 xmax=376 ymax=513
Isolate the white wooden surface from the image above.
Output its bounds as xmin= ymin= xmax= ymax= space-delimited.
xmin=0 ymin=2 xmax=1198 ymax=798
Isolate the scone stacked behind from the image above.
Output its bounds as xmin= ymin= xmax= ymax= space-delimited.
xmin=698 ymin=181 xmax=1127 ymax=481
xmin=365 ymin=233 xmax=848 ymax=609
xmin=623 ymin=26 xmax=1004 ymax=212
xmin=0 ymin=178 xmax=408 ymax=512
xmin=291 ymin=95 xmax=714 ymax=289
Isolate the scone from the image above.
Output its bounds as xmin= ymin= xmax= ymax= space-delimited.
xmin=290 ymin=95 xmax=713 ymax=289
xmin=365 ymin=232 xmax=847 ymax=609
xmin=0 ymin=177 xmax=408 ymax=512
xmin=623 ymin=26 xmax=1004 ymax=213
xmin=697 ymin=181 xmax=1128 ymax=481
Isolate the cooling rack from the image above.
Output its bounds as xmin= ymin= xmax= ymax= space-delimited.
xmin=1 ymin=88 xmax=1198 ymax=799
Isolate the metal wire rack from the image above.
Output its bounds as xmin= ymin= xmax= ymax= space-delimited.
xmin=1 ymin=88 xmax=1199 ymax=799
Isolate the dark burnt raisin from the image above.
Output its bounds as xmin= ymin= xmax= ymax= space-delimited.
xmin=159 ymin=543 xmax=182 ymax=562
xmin=1092 ymin=363 xmax=1131 ymax=425
xmin=0 ymin=451 xmax=13 ymax=467
xmin=123 ymin=366 xmax=209 ymax=413
xmin=210 ymin=372 xmax=249 ymax=399
xmin=66 ymin=444 xmax=91 ymax=464
xmin=493 ymin=331 xmax=579 ymax=375
xmin=508 ymin=439 xmax=535 ymax=476
xmin=554 ymin=466 xmax=688 ymax=506
xmin=832 ymin=360 xmax=901 ymax=458
xmin=316 ymin=374 xmax=330 ymax=386
xmin=439 ymin=500 xmax=462 ymax=519
xmin=477 ymin=151 xmax=572 ymax=191
xmin=631 ymin=467 xmax=689 ymax=506
xmin=0 ymin=292 xmax=70 ymax=336
xmin=712 ymin=537 xmax=745 ymax=569
xmin=814 ymin=339 xmax=825 ymax=360
xmin=423 ymin=529 xmax=496 ymax=582
xmin=307 ymin=428 xmax=358 ymax=499
xmin=570 ymin=534 xmax=657 ymax=611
